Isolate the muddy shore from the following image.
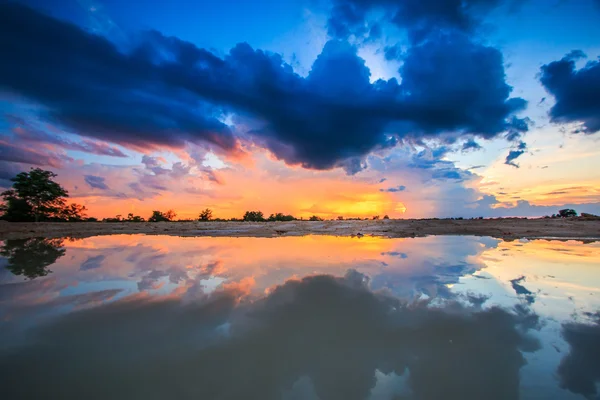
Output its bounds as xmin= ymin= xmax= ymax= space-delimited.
xmin=0 ymin=218 xmax=599 ymax=241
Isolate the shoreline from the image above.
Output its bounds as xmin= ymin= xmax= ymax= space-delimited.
xmin=1 ymin=218 xmax=599 ymax=241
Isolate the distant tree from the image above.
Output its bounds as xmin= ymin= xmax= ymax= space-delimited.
xmin=267 ymin=212 xmax=295 ymax=222
xmin=558 ymin=209 xmax=577 ymax=218
xmin=337 ymin=216 xmax=344 ymax=220
xmin=199 ymin=208 xmax=213 ymax=221
xmin=309 ymin=215 xmax=323 ymax=221
xmin=86 ymin=217 xmax=98 ymax=222
xmin=164 ymin=209 xmax=177 ymax=220
xmin=372 ymin=215 xmax=380 ymax=220
xmin=58 ymin=203 xmax=88 ymax=221
xmin=126 ymin=213 xmax=145 ymax=222
xmin=148 ymin=210 xmax=176 ymax=222
xmin=1 ymin=168 xmax=69 ymax=222
xmin=243 ymin=211 xmax=265 ymax=222
xmin=0 ymin=238 xmax=65 ymax=279
xmin=383 ymin=215 xmax=390 ymax=220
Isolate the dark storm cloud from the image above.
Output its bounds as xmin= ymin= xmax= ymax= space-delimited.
xmin=327 ymin=0 xmax=521 ymax=43
xmin=396 ymin=32 xmax=527 ymax=139
xmin=540 ymin=51 xmax=600 ymax=133
xmin=0 ymin=3 xmax=237 ymax=153
xmin=0 ymin=271 xmax=540 ymax=400
xmin=84 ymin=175 xmax=109 ymax=190
xmin=0 ymin=4 xmax=527 ymax=174
xmin=557 ymin=314 xmax=600 ymax=398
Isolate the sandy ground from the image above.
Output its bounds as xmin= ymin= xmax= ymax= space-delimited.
xmin=0 ymin=218 xmax=599 ymax=241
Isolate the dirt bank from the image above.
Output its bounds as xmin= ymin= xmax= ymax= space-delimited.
xmin=0 ymin=218 xmax=599 ymax=241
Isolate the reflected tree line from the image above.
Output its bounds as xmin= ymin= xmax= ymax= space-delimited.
xmin=0 ymin=237 xmax=66 ymax=279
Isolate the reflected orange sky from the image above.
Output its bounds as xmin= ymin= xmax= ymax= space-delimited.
xmin=1 ymin=235 xmax=599 ymax=327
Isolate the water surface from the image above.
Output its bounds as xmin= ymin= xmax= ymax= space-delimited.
xmin=1 ymin=235 xmax=599 ymax=399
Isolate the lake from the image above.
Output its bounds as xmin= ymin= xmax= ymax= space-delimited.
xmin=1 ymin=235 xmax=599 ymax=399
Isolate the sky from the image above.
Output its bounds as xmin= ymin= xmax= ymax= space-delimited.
xmin=0 ymin=0 xmax=599 ymax=219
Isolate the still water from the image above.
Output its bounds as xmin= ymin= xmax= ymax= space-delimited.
xmin=0 ymin=235 xmax=599 ymax=399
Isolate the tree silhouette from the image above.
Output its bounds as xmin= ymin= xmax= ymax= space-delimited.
xmin=1 ymin=168 xmax=86 ymax=222
xmin=243 ymin=211 xmax=265 ymax=222
xmin=0 ymin=238 xmax=66 ymax=279
xmin=267 ymin=213 xmax=295 ymax=221
xmin=199 ymin=208 xmax=213 ymax=221
xmin=149 ymin=210 xmax=176 ymax=222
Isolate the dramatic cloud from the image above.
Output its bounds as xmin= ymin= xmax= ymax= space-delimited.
xmin=0 ymin=4 xmax=527 ymax=174
xmin=396 ymin=32 xmax=527 ymax=139
xmin=84 ymin=175 xmax=109 ymax=190
xmin=540 ymin=51 xmax=600 ymax=133
xmin=0 ymin=4 xmax=238 ymax=153
xmin=327 ymin=0 xmax=520 ymax=43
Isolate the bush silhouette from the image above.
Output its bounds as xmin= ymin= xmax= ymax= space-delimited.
xmin=243 ymin=211 xmax=265 ymax=222
xmin=149 ymin=210 xmax=176 ymax=222
xmin=267 ymin=213 xmax=295 ymax=221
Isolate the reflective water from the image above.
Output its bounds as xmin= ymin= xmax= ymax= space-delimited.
xmin=0 ymin=235 xmax=599 ymax=399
